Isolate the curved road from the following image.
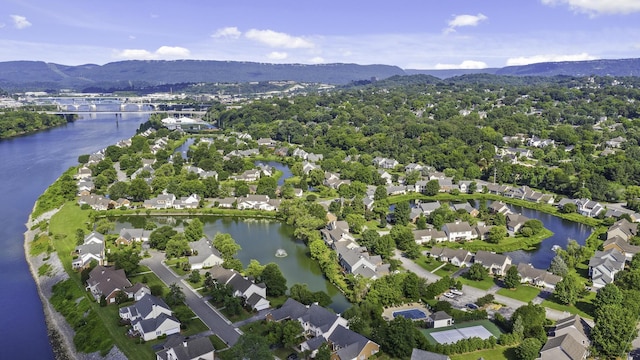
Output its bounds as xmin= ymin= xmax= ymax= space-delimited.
xmin=141 ymin=250 xmax=242 ymax=346
xmin=393 ymin=250 xmax=570 ymax=321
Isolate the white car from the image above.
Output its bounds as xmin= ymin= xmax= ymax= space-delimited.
xmin=450 ymin=289 xmax=463 ymax=296
xmin=443 ymin=292 xmax=456 ymax=298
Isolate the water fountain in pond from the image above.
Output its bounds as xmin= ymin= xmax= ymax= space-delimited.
xmin=275 ymin=249 xmax=288 ymax=257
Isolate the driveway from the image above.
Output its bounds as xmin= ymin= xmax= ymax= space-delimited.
xmin=141 ymin=249 xmax=242 ymax=346
xmin=393 ymin=251 xmax=571 ymax=321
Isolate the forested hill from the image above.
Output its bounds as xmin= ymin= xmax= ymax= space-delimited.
xmin=3 ymin=57 xmax=640 ymax=91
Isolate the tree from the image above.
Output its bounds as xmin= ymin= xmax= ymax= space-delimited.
xmin=256 ymin=176 xmax=277 ymax=197
xmin=516 ymin=338 xmax=542 ymax=360
xmin=230 ymin=333 xmax=272 ymax=360
xmin=548 ymin=255 xmax=569 ymax=277
xmin=165 ymin=235 xmax=190 ymax=259
xmin=245 ymin=259 xmax=265 ymax=279
xmin=261 ymin=263 xmax=288 ymax=297
xmin=128 ymin=178 xmax=151 ymax=201
xmin=165 ymin=283 xmax=185 ymax=306
xmin=374 ymin=185 xmax=387 ymax=201
xmin=393 ymin=201 xmax=411 ymax=226
xmin=184 ymin=218 xmax=204 ymax=242
xmin=111 ymin=248 xmax=141 ymax=275
xmin=504 ymin=265 xmax=521 ymax=289
xmin=487 ymin=226 xmax=507 ymax=244
xmin=95 ymin=218 xmax=114 ymax=234
xmin=213 ymin=233 xmax=241 ymax=260
xmin=424 ymin=179 xmax=440 ymax=196
xmin=416 ymin=215 xmax=427 ymax=230
xmin=281 ymin=320 xmax=304 ymax=348
xmin=591 ymin=304 xmax=637 ymax=358
xmin=149 ymin=225 xmax=177 ymax=250
xmin=108 ymin=181 xmax=129 ymax=200
xmin=467 ymin=263 xmax=488 ymax=281
xmin=553 ymin=273 xmax=581 ymax=305
xmin=511 ymin=302 xmax=548 ymax=344
xmin=75 ymin=228 xmax=86 ymax=245
xmin=593 ymin=283 xmax=623 ymax=310
xmin=346 ymin=213 xmax=365 ymax=234
xmin=188 ymin=270 xmax=201 ymax=283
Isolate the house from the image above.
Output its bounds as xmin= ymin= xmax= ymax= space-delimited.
xmin=116 ymin=228 xmax=152 ymax=246
xmin=442 ymin=221 xmax=475 ymax=241
xmin=267 ymin=299 xmax=379 ymax=359
xmin=78 ymin=194 xmax=112 ymax=211
xmin=411 ymin=349 xmax=450 ymax=360
xmin=474 ymin=223 xmax=494 ymax=241
xmin=236 ymin=194 xmax=278 ymax=211
xmin=302 ymin=161 xmax=321 ymax=174
xmin=144 ymin=193 xmax=176 ymax=209
xmin=231 ymin=169 xmax=261 ymax=182
xmin=605 ymin=136 xmax=626 ymax=148
xmin=155 ymin=334 xmax=215 ymax=360
xmin=576 ymin=198 xmax=605 ymax=218
xmin=85 ymin=265 xmax=131 ymax=304
xmin=489 ymin=201 xmax=511 ymax=215
xmin=473 ymin=250 xmax=512 ymax=276
xmin=506 ymin=213 xmax=530 ymax=233
xmin=372 ymin=157 xmax=399 ymax=169
xmin=76 ymin=166 xmax=93 ymax=179
xmin=173 ymin=194 xmax=201 ymax=209
xmin=72 ymin=232 xmax=106 ymax=269
xmin=405 ymin=163 xmax=424 ymax=173
xmin=257 ymin=137 xmax=277 ymax=147
xmin=426 ymin=247 xmax=473 ymax=267
xmin=214 ymin=197 xmax=236 ymax=209
xmin=413 ymin=229 xmax=448 ymax=244
xmin=516 ymin=263 xmax=562 ymax=289
xmin=539 ymin=315 xmax=591 ymax=360
xmin=378 ymin=170 xmax=393 ymax=185
xmin=336 ymin=244 xmax=390 ymax=280
xmin=606 ymin=219 xmax=638 ymax=241
xmin=417 ymin=201 xmax=441 ymax=216
xmin=588 ymin=248 xmax=626 ymax=289
xmin=119 ymin=293 xmax=181 ymax=341
xmin=327 ymin=324 xmax=380 ymax=360
xmin=188 ymin=238 xmax=224 ymax=270
xmin=208 ymin=265 xmax=270 ymax=311
xmin=427 ymin=311 xmax=453 ymax=329
xmin=450 ymin=202 xmax=479 ymax=217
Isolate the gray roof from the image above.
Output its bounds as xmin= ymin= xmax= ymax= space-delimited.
xmin=411 ymin=349 xmax=451 ymax=360
xmin=156 ymin=335 xmax=215 ymax=360
xmin=328 ymin=325 xmax=374 ymax=360
xmin=87 ymin=265 xmax=131 ymax=298
xmin=430 ymin=311 xmax=452 ymax=321
xmin=126 ymin=293 xmax=171 ymax=319
xmin=474 ymin=250 xmax=511 ymax=267
xmin=269 ymin=298 xmax=311 ymax=321
xmin=134 ymin=312 xmax=179 ymax=334
xmin=188 ymin=237 xmax=222 ymax=265
xmin=540 ymin=333 xmax=587 ymax=360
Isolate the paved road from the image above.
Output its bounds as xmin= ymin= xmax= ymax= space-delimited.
xmin=141 ymin=250 xmax=242 ymax=346
xmin=393 ymin=250 xmax=570 ymax=321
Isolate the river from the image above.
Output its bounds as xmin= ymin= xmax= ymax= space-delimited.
xmin=0 ymin=112 xmax=148 ymax=359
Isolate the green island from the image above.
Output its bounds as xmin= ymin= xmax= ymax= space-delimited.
xmin=25 ymin=75 xmax=640 ymax=360
xmin=0 ymin=109 xmax=75 ymax=138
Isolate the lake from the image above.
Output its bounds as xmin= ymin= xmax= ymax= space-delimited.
xmin=114 ymin=216 xmax=351 ymax=314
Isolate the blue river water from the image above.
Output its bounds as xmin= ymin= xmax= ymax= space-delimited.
xmin=0 ymin=112 xmax=148 ymax=359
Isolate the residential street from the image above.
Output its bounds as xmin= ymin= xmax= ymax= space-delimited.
xmin=392 ymin=250 xmax=570 ymax=321
xmin=141 ymin=250 xmax=242 ymax=346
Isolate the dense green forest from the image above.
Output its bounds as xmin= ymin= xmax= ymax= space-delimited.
xmin=0 ymin=110 xmax=72 ymax=138
xmin=209 ymin=74 xmax=640 ymax=203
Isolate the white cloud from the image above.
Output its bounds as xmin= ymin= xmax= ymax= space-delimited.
xmin=506 ymin=52 xmax=596 ymax=66
xmin=267 ymin=51 xmax=288 ymax=60
xmin=434 ymin=60 xmax=488 ymax=69
xmin=245 ymin=29 xmax=314 ymax=49
xmin=211 ymin=26 xmax=242 ymax=39
xmin=10 ymin=15 xmax=32 ymax=29
xmin=115 ymin=46 xmax=191 ymax=60
xmin=541 ymin=0 xmax=640 ymax=15
xmin=309 ymin=56 xmax=325 ymax=64
xmin=445 ymin=13 xmax=487 ymax=33
xmin=156 ymin=46 xmax=190 ymax=57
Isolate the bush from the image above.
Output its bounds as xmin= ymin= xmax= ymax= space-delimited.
xmin=476 ymin=294 xmax=495 ymax=307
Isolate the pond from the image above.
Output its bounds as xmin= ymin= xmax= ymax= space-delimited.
xmin=254 ymin=160 xmax=293 ymax=186
xmin=115 ymin=215 xmax=351 ymax=313
xmin=474 ymin=200 xmax=592 ymax=269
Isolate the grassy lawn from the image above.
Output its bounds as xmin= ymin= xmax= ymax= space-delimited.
xmin=415 ymin=256 xmax=445 ymax=272
xmin=437 ymin=229 xmax=554 ymax=253
xmin=48 ymin=201 xmax=92 ymax=273
xmin=421 ymin=319 xmax=504 ymax=345
xmin=450 ymin=346 xmax=517 ymax=360
xmin=434 ymin=263 xmax=458 ymax=277
xmin=542 ymin=291 xmax=596 ymax=320
xmin=458 ymin=276 xmax=499 ymax=291
xmin=496 ymin=284 xmax=541 ymax=302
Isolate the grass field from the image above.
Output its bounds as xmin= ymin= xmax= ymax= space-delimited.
xmin=450 ymin=346 xmax=517 ymax=360
xmin=496 ymin=284 xmax=541 ymax=302
xmin=458 ymin=276 xmax=499 ymax=291
xmin=542 ymin=291 xmax=595 ymax=320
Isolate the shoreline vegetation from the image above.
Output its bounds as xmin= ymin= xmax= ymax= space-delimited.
xmin=0 ymin=110 xmax=76 ymax=139
xmin=24 ymin=163 xmax=605 ymax=359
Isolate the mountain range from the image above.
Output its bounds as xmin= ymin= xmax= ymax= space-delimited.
xmin=2 ymin=57 xmax=640 ymax=92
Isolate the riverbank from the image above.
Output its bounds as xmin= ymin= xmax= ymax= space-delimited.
xmin=23 ymin=206 xmax=126 ymax=360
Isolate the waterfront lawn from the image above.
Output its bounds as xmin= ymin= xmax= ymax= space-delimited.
xmin=450 ymin=346 xmax=517 ymax=360
xmin=48 ymin=201 xmax=91 ymax=272
xmin=437 ymin=229 xmax=553 ymax=253
xmin=496 ymin=284 xmax=541 ymax=303
xmin=415 ymin=256 xmax=445 ymax=272
xmin=458 ymin=276 xmax=499 ymax=291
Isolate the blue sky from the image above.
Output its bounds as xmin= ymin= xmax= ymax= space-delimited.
xmin=1 ymin=0 xmax=640 ymax=69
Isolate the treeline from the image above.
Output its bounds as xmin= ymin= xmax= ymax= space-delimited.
xmin=0 ymin=110 xmax=72 ymax=138
xmin=212 ymin=75 xmax=640 ymax=202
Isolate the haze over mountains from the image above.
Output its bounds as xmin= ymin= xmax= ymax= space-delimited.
xmin=2 ymin=57 xmax=640 ymax=91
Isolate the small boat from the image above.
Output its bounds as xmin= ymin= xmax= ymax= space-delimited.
xmin=551 ymin=245 xmax=561 ymax=252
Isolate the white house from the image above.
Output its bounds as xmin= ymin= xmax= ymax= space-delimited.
xmin=427 ymin=311 xmax=453 ymax=329
xmin=442 ymin=221 xmax=475 ymax=241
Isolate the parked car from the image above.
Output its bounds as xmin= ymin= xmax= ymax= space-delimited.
xmin=443 ymin=292 xmax=456 ymax=298
xmin=466 ymin=303 xmax=479 ymax=310
xmin=450 ymin=289 xmax=463 ymax=296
